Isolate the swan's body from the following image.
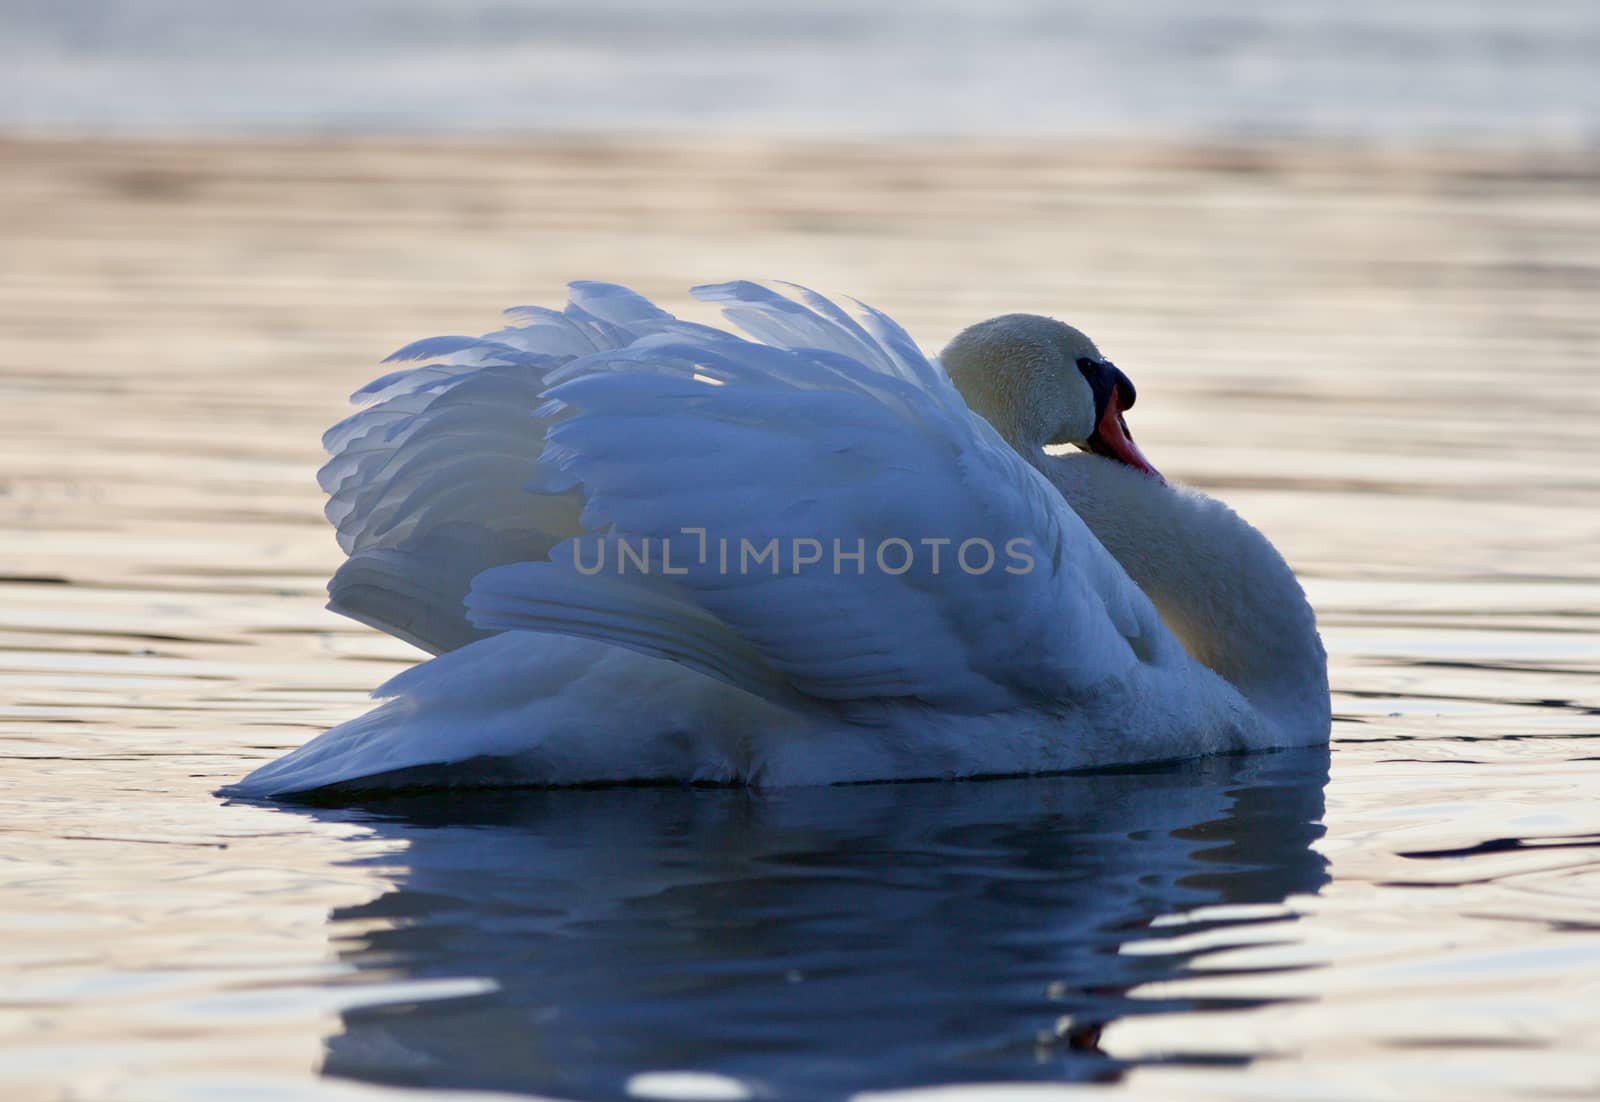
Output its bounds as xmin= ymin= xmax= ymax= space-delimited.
xmin=225 ymin=282 xmax=1327 ymax=797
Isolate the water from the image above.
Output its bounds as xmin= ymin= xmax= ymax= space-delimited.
xmin=2 ymin=0 xmax=1598 ymax=145
xmin=305 ymin=757 xmax=1333 ymax=1098
xmin=3 ymin=137 xmax=1600 ymax=1098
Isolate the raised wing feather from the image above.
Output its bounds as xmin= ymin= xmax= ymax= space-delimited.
xmin=465 ymin=283 xmax=1166 ymax=712
xmin=320 ymin=283 xmax=699 ymax=653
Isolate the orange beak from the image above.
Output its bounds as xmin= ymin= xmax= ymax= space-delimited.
xmin=1086 ymin=384 xmax=1164 ymax=484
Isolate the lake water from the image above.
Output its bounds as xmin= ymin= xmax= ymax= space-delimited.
xmin=2 ymin=136 xmax=1599 ymax=1098
xmin=2 ymin=0 xmax=1598 ymax=145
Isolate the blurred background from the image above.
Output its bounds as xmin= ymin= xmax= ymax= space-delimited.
xmin=3 ymin=3 xmax=1600 ymax=1100
xmin=5 ymin=0 xmax=1598 ymax=142
xmin=5 ymin=0 xmax=1598 ymax=585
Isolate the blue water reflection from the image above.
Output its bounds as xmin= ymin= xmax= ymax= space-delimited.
xmin=299 ymin=749 xmax=1329 ymax=1099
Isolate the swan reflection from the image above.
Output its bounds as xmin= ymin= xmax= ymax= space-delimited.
xmin=302 ymin=749 xmax=1328 ymax=1098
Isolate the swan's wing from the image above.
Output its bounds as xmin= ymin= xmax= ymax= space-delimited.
xmin=319 ymin=282 xmax=722 ymax=653
xmin=466 ymin=282 xmax=1171 ymax=713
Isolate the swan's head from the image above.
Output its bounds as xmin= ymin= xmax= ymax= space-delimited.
xmin=941 ymin=314 xmax=1162 ymax=482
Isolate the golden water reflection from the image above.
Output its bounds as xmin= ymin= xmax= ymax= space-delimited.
xmin=1 ymin=137 xmax=1598 ymax=1099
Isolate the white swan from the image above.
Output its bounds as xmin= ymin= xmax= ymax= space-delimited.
xmin=225 ymin=282 xmax=1328 ymax=797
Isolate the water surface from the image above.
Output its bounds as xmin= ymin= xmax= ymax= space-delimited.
xmin=306 ymin=755 xmax=1331 ymax=1098
xmin=1 ymin=137 xmax=1598 ymax=1100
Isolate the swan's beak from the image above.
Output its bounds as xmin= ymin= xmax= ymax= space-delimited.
xmin=1085 ymin=374 xmax=1165 ymax=484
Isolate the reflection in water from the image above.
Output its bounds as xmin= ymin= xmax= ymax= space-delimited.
xmin=296 ymin=750 xmax=1329 ymax=1099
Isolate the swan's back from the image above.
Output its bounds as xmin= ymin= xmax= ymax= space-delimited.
xmin=323 ymin=282 xmax=1171 ymax=710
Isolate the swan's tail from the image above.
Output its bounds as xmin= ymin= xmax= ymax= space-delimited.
xmin=220 ymin=630 xmax=792 ymax=797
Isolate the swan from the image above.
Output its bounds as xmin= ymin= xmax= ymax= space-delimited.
xmin=224 ymin=281 xmax=1328 ymax=797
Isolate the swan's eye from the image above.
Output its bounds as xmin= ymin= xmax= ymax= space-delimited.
xmin=1110 ymin=366 xmax=1136 ymax=409
xmin=1076 ymin=357 xmax=1138 ymax=416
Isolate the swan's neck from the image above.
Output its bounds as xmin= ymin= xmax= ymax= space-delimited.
xmin=1038 ymin=452 xmax=1330 ymax=737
